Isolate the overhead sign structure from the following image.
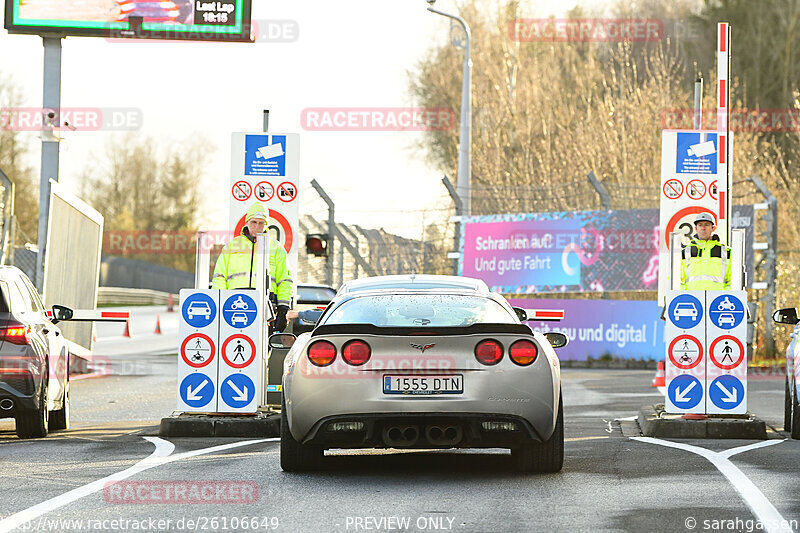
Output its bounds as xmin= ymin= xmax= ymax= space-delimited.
xmin=657 ymin=130 xmax=734 ymax=304
xmin=177 ymin=289 xmax=219 ymax=412
xmin=230 ymin=133 xmax=300 ymax=289
xmin=664 ymin=290 xmax=747 ymax=415
xmin=217 ymin=291 xmax=261 ymax=413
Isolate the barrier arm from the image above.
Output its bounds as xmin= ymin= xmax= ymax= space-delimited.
xmin=46 ymin=308 xmax=129 ymax=322
xmin=525 ymin=309 xmax=565 ymax=322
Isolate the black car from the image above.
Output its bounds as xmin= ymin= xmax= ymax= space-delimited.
xmin=0 ymin=267 xmax=70 ymax=438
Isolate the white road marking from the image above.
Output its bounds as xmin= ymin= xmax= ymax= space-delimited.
xmin=632 ymin=437 xmax=792 ymax=533
xmin=719 ymin=439 xmax=787 ymax=459
xmin=0 ymin=437 xmax=277 ymax=533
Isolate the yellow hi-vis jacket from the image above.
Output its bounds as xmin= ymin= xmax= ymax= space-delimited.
xmin=680 ymin=235 xmax=731 ymax=290
xmin=210 ymin=235 xmax=293 ymax=307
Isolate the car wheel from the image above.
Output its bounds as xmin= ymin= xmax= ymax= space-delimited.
xmin=50 ymin=365 xmax=70 ymax=431
xmin=15 ymin=379 xmax=49 ymax=439
xmin=512 ymin=391 xmax=564 ymax=473
xmin=280 ymin=395 xmax=322 ymax=472
xmin=785 ymin=378 xmax=793 ymax=433
xmin=792 ymin=380 xmax=800 ymax=440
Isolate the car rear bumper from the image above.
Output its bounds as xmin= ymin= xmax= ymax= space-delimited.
xmin=0 ymin=380 xmax=39 ymax=416
xmin=299 ymin=411 xmax=550 ymax=449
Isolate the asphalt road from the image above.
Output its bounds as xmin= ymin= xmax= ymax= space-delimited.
xmin=0 ymin=346 xmax=796 ymax=533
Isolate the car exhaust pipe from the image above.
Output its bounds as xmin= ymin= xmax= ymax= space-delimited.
xmin=382 ymin=425 xmax=419 ymax=447
xmin=0 ymin=399 xmax=13 ymax=410
xmin=425 ymin=425 xmax=463 ymax=446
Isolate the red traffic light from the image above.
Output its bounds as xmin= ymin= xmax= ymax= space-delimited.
xmin=305 ymin=234 xmax=329 ymax=256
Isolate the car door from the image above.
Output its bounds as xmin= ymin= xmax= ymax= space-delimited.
xmin=18 ymin=275 xmax=66 ymax=407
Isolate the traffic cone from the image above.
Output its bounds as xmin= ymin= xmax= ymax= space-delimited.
xmin=154 ymin=315 xmax=162 ymax=335
xmin=123 ymin=319 xmax=132 ymax=338
xmin=167 ymin=294 xmax=175 ymax=313
xmin=651 ymin=361 xmax=665 ymax=387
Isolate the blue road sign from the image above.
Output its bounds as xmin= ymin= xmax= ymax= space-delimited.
xmin=220 ymin=374 xmax=255 ymax=408
xmin=667 ymin=293 xmax=704 ymax=329
xmin=676 ymin=132 xmax=717 ymax=175
xmin=182 ymin=293 xmax=217 ymax=328
xmin=222 ymin=293 xmax=258 ymax=328
xmin=708 ymin=294 xmax=745 ymax=330
xmin=180 ymin=374 xmax=215 ymax=408
xmin=245 ymin=134 xmax=287 ymax=176
xmin=709 ymin=375 xmax=745 ymax=410
xmin=667 ymin=375 xmax=703 ymax=409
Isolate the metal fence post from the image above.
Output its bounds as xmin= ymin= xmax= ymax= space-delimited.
xmin=442 ymin=176 xmax=463 ymax=276
xmin=750 ymin=175 xmax=778 ymax=356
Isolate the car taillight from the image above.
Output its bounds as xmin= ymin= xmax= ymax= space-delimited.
xmin=342 ymin=340 xmax=371 ymax=366
xmin=307 ymin=340 xmax=336 ymax=366
xmin=475 ymin=339 xmax=503 ymax=365
xmin=509 ymin=339 xmax=538 ymax=366
xmin=1 ymin=326 xmax=30 ymax=345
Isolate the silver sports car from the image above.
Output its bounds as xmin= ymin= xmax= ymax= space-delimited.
xmin=273 ymin=276 xmax=567 ymax=473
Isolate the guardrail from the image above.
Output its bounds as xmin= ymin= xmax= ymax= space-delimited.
xmin=97 ymin=287 xmax=180 ymax=306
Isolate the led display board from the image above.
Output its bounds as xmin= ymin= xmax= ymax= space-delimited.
xmin=4 ymin=0 xmax=253 ymax=42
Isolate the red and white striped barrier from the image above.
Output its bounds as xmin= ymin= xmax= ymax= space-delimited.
xmin=526 ymin=309 xmax=565 ymax=322
xmin=46 ymin=309 xmax=130 ymax=322
xmin=717 ymin=22 xmax=731 ymax=226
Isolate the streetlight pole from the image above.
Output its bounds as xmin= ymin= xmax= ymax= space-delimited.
xmin=427 ymin=2 xmax=472 ymax=216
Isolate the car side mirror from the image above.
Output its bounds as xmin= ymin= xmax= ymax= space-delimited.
xmin=545 ymin=332 xmax=569 ymax=349
xmin=269 ymin=333 xmax=296 ymax=350
xmin=512 ymin=307 xmax=527 ymax=322
xmin=51 ymin=304 xmax=73 ymax=323
xmin=772 ymin=308 xmax=799 ymax=325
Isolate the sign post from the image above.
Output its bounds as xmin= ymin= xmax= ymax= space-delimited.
xmin=663 ymin=290 xmax=747 ymax=415
xmin=177 ymin=290 xmax=219 ymax=412
xmin=658 ymin=130 xmax=733 ymax=305
xmin=664 ymin=291 xmax=707 ymax=413
xmin=229 ymin=133 xmax=300 ymax=281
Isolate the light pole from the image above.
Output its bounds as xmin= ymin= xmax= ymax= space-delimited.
xmin=427 ymin=0 xmax=472 ymax=216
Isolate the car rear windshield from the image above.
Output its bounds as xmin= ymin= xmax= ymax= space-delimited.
xmin=322 ymin=294 xmax=514 ymax=327
xmin=297 ymin=285 xmax=336 ymax=304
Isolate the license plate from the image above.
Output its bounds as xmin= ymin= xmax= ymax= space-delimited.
xmin=383 ymin=375 xmax=463 ymax=395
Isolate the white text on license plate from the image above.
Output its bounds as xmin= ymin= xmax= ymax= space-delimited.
xmin=383 ymin=375 xmax=463 ymax=395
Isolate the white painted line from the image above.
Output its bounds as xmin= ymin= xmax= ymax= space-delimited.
xmin=0 ymin=437 xmax=278 ymax=533
xmin=720 ymin=439 xmax=786 ymax=459
xmin=632 ymin=437 xmax=793 ymax=533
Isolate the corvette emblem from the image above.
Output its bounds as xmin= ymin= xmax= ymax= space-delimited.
xmin=410 ymin=343 xmax=435 ymax=353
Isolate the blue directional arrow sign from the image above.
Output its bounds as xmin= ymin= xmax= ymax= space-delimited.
xmin=220 ymin=374 xmax=255 ymax=408
xmin=182 ymin=293 xmax=217 ymax=328
xmin=708 ymin=294 xmax=745 ymax=330
xmin=667 ymin=374 xmax=703 ymax=410
xmin=667 ymin=294 xmax=704 ymax=329
xmin=709 ymin=375 xmax=745 ymax=410
xmin=180 ymin=374 xmax=214 ymax=408
xmin=222 ymin=293 xmax=258 ymax=328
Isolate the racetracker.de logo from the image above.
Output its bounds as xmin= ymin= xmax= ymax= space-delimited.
xmin=660 ymin=108 xmax=800 ymax=132
xmin=300 ymin=108 xmax=456 ymax=132
xmin=103 ymin=481 xmax=258 ymax=504
xmin=298 ymin=354 xmax=458 ymax=379
xmin=509 ymin=18 xmax=663 ymax=42
xmin=0 ymin=107 xmax=143 ymax=132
